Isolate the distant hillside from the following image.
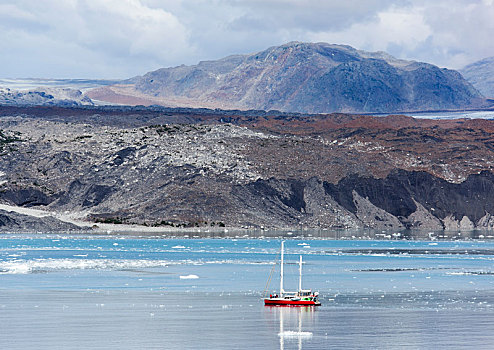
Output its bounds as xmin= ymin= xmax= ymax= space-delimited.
xmin=0 ymin=79 xmax=119 ymax=107
xmin=0 ymin=87 xmax=93 ymax=107
xmin=88 ymin=42 xmax=485 ymax=113
xmin=461 ymin=57 xmax=494 ymax=98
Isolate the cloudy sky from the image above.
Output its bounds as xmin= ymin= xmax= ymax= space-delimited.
xmin=1 ymin=0 xmax=494 ymax=79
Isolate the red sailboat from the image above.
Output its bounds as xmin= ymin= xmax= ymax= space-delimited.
xmin=264 ymin=241 xmax=321 ymax=306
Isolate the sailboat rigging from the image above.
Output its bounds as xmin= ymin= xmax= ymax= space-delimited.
xmin=264 ymin=241 xmax=321 ymax=306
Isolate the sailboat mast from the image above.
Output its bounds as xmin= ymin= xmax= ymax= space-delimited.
xmin=299 ymin=255 xmax=302 ymax=292
xmin=280 ymin=241 xmax=284 ymax=296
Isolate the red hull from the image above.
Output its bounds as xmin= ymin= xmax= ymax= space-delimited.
xmin=264 ymin=298 xmax=320 ymax=306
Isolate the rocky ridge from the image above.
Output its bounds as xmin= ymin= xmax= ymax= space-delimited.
xmin=1 ymin=105 xmax=494 ymax=231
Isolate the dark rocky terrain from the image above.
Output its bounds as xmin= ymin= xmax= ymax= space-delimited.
xmin=1 ymin=104 xmax=494 ymax=231
xmin=0 ymin=208 xmax=86 ymax=232
xmin=461 ymin=57 xmax=494 ymax=98
xmin=88 ymin=42 xmax=486 ymax=113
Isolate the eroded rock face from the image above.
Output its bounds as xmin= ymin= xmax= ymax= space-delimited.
xmin=300 ymin=178 xmax=360 ymax=229
xmin=352 ymin=190 xmax=404 ymax=229
xmin=477 ymin=213 xmax=494 ymax=229
xmin=405 ymin=200 xmax=443 ymax=230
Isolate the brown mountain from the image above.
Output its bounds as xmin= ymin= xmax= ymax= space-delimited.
xmin=88 ymin=42 xmax=485 ymax=113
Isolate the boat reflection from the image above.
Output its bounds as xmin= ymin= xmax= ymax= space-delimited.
xmin=264 ymin=306 xmax=317 ymax=350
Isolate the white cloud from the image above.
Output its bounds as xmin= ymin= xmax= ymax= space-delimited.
xmin=0 ymin=0 xmax=192 ymax=78
xmin=0 ymin=0 xmax=493 ymax=78
xmin=76 ymin=0 xmax=190 ymax=58
xmin=0 ymin=3 xmax=35 ymax=21
xmin=420 ymin=0 xmax=494 ymax=68
xmin=308 ymin=5 xmax=431 ymax=58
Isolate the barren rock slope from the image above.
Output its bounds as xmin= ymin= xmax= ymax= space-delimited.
xmin=2 ymin=105 xmax=494 ymax=230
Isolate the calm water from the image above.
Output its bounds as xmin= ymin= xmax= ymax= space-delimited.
xmin=2 ymin=234 xmax=494 ymax=349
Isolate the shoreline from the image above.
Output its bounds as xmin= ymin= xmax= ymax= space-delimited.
xmin=2 ymin=203 xmax=494 ymax=240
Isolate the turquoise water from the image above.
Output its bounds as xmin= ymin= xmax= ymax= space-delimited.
xmin=2 ymin=234 xmax=494 ymax=349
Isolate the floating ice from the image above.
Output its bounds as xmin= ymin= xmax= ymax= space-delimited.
xmin=0 ymin=257 xmax=273 ymax=274
xmin=0 ymin=259 xmax=170 ymax=274
xmin=180 ymin=274 xmax=199 ymax=279
xmin=0 ymin=263 xmax=31 ymax=274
